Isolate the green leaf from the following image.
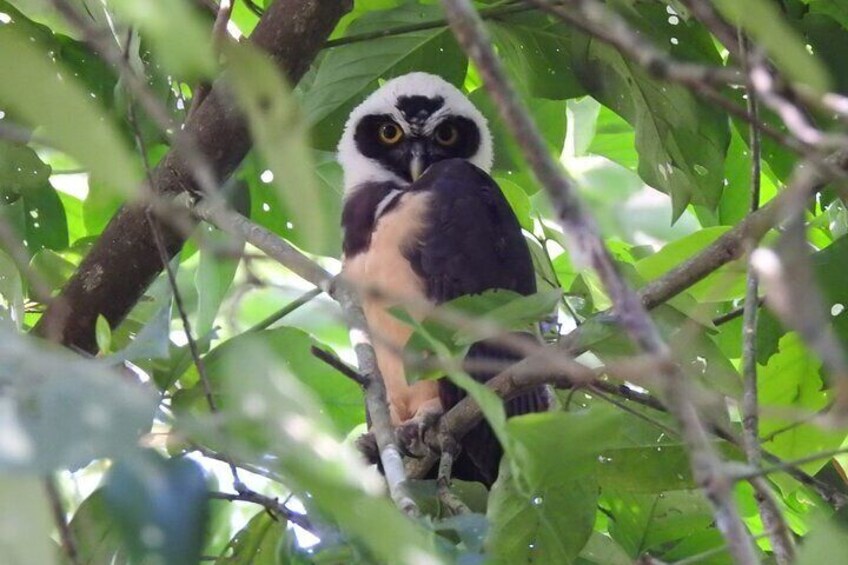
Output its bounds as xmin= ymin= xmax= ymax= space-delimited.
xmin=636 ymin=227 xmax=747 ymax=303
xmin=0 ymin=28 xmax=141 ymax=196
xmin=604 ymin=490 xmax=715 ymax=558
xmin=494 ymin=176 xmax=533 ymax=231
xmin=489 ymin=12 xmax=585 ymax=100
xmin=104 ymin=451 xmax=210 ymax=565
xmin=0 ymin=476 xmax=57 ymax=565
xmin=587 ymin=105 xmax=638 ymax=170
xmin=107 ymin=0 xmax=215 ymax=78
xmin=244 ymin=151 xmax=343 ymax=258
xmin=225 ymin=43 xmax=331 ymax=256
xmin=95 ymin=314 xmax=112 ymax=354
xmin=718 ymin=124 xmax=779 ymax=226
xmin=570 ymin=4 xmax=730 ymax=218
xmin=177 ymin=327 xmax=365 ymax=436
xmin=400 ymin=289 xmax=560 ymax=380
xmin=302 ymin=1 xmax=467 ymax=143
xmin=758 ymin=235 xmax=848 ymax=363
xmin=598 ymin=443 xmax=696 ymax=493
xmin=578 ymin=532 xmax=633 ymax=565
xmin=758 ymin=333 xmax=846 ymax=478
xmin=452 ymin=289 xmax=561 ymax=345
xmin=486 ymin=410 xmax=620 ymax=564
xmin=470 ymin=90 xmax=567 ymax=193
xmin=714 ymin=0 xmax=831 ymax=93
xmin=195 ymin=226 xmax=243 ymax=338
xmin=796 ymin=517 xmax=848 ymax=565
xmin=178 ymin=334 xmax=445 ymax=563
xmin=0 ymin=141 xmax=67 ymax=253
xmin=0 ymin=327 xmax=157 ymax=473
xmin=68 ymin=489 xmax=127 ymax=564
xmin=0 ymin=249 xmax=23 ymax=330
xmin=216 ymin=510 xmax=286 ymax=564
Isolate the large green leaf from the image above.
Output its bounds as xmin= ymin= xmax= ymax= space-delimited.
xmin=107 ymin=0 xmax=215 ymax=78
xmin=470 ymin=89 xmax=567 ymax=194
xmin=0 ymin=327 xmax=157 ymax=473
xmin=489 ymin=11 xmax=585 ymax=100
xmin=0 ymin=28 xmax=141 ymax=196
xmin=69 ymin=489 xmax=128 ymax=565
xmin=175 ymin=327 xmax=365 ymax=436
xmin=486 ymin=410 xmax=620 ymax=563
xmin=302 ymin=1 xmax=467 ymax=148
xmin=570 ymin=4 xmax=730 ymax=218
xmin=758 ymin=235 xmax=848 ymax=363
xmin=0 ymin=141 xmax=68 ymax=253
xmin=195 ymin=226 xmax=243 ymax=338
xmin=604 ymin=490 xmax=715 ymax=558
xmin=587 ymin=105 xmax=638 ymax=171
xmin=226 ymin=43 xmax=332 ymax=256
xmin=636 ymin=227 xmax=747 ymax=303
xmin=714 ymin=0 xmax=831 ymax=93
xmin=718 ymin=124 xmax=780 ymax=226
xmin=216 ymin=510 xmax=287 ymax=564
xmin=0 ymin=249 xmax=23 ymax=329
xmin=243 ymin=151 xmax=343 ymax=258
xmin=104 ymin=452 xmax=210 ymax=565
xmin=758 ymin=333 xmax=846 ymax=478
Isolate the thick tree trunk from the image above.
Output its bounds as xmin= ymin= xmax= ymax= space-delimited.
xmin=34 ymin=0 xmax=351 ymax=352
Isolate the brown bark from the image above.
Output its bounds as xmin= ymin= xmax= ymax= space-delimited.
xmin=34 ymin=0 xmax=352 ymax=352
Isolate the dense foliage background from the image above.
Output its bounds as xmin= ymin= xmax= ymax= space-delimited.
xmin=2 ymin=0 xmax=848 ymax=563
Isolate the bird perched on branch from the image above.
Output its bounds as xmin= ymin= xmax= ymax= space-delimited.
xmin=338 ymin=72 xmax=549 ymax=487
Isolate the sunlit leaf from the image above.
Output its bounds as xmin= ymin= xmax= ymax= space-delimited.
xmin=0 ymin=29 xmax=141 ymax=196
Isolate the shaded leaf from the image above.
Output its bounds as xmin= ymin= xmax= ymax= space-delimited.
xmin=104 ymin=452 xmax=210 ymax=565
xmin=571 ymin=4 xmax=729 ymax=218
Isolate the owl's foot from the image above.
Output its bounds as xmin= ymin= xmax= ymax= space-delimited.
xmin=396 ymin=408 xmax=442 ymax=458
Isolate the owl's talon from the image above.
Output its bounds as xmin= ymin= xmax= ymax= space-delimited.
xmin=356 ymin=431 xmax=380 ymax=465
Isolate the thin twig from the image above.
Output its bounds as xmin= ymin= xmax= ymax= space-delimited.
xmin=436 ymin=432 xmax=472 ymax=515
xmin=738 ymin=32 xmax=795 ymax=563
xmin=732 ymin=446 xmax=848 ymax=482
xmin=242 ymin=0 xmax=263 ymax=17
xmin=310 ymin=345 xmax=369 ymax=387
xmin=713 ymin=299 xmax=763 ymax=327
xmin=247 ymin=287 xmax=322 ymax=333
xmin=209 ymin=490 xmax=314 ymax=532
xmin=44 ymin=476 xmax=79 ymax=565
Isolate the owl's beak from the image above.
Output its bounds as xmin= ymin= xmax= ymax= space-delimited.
xmin=409 ymin=143 xmax=426 ymax=181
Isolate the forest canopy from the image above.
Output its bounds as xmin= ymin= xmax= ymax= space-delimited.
xmin=1 ymin=0 xmax=848 ymax=563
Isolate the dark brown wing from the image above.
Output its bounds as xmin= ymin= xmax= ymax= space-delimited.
xmin=405 ymin=159 xmax=549 ymax=486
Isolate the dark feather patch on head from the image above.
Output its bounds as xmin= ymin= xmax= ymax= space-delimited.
xmin=396 ymin=95 xmax=444 ymax=124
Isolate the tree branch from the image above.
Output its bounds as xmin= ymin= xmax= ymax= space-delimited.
xmin=33 ymin=0 xmax=353 ymax=352
xmin=737 ymin=34 xmax=795 ymax=564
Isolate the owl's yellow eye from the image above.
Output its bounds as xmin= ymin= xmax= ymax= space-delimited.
xmin=378 ymin=122 xmax=403 ymax=145
xmin=434 ymin=123 xmax=459 ymax=146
